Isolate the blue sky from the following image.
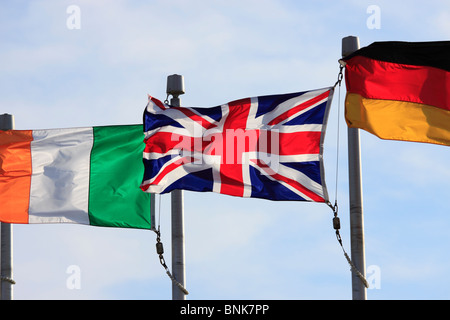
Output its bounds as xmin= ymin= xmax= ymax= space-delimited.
xmin=1 ymin=0 xmax=450 ymax=300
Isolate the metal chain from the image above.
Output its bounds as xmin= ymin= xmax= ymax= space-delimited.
xmin=164 ymin=94 xmax=170 ymax=105
xmin=154 ymin=229 xmax=189 ymax=295
xmin=334 ymin=64 xmax=344 ymax=88
xmin=329 ymin=63 xmax=369 ymax=288
xmin=328 ymin=202 xmax=369 ymax=289
xmin=0 ymin=276 xmax=15 ymax=285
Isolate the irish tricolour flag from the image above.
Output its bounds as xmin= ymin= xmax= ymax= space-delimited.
xmin=0 ymin=124 xmax=152 ymax=229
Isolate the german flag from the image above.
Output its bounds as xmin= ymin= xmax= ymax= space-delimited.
xmin=342 ymin=41 xmax=450 ymax=146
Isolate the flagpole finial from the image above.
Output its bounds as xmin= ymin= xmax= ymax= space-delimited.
xmin=0 ymin=114 xmax=14 ymax=130
xmin=167 ymin=74 xmax=185 ymax=97
xmin=342 ymin=36 xmax=360 ymax=57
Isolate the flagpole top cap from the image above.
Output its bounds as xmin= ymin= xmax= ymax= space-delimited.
xmin=167 ymin=74 xmax=185 ymax=96
xmin=0 ymin=114 xmax=14 ymax=130
xmin=342 ymin=36 xmax=360 ymax=57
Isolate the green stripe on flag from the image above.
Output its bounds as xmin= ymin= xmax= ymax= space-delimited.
xmin=88 ymin=125 xmax=151 ymax=229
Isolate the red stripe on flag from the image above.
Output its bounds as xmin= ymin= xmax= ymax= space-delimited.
xmin=254 ymin=160 xmax=324 ymax=202
xmin=150 ymin=96 xmax=167 ymax=110
xmin=226 ymin=98 xmax=253 ymax=128
xmin=219 ymin=98 xmax=252 ymax=196
xmin=144 ymin=132 xmax=199 ymax=154
xmin=152 ymin=156 xmax=194 ymax=185
xmin=219 ymin=163 xmax=245 ymax=197
xmin=268 ymin=91 xmax=330 ymax=125
xmin=277 ymin=131 xmax=321 ymax=155
xmin=145 ymin=130 xmax=321 ymax=157
xmin=256 ymin=131 xmax=321 ymax=155
xmin=172 ymin=107 xmax=216 ymax=129
xmin=345 ymin=55 xmax=450 ymax=111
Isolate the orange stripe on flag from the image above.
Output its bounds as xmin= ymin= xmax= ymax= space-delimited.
xmin=345 ymin=93 xmax=450 ymax=146
xmin=0 ymin=130 xmax=33 ymax=223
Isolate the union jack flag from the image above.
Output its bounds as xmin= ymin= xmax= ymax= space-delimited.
xmin=140 ymin=87 xmax=334 ymax=202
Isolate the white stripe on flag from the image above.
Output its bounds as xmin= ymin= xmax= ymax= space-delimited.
xmin=28 ymin=128 xmax=93 ymax=224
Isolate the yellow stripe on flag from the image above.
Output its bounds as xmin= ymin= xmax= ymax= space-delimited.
xmin=345 ymin=93 xmax=450 ymax=146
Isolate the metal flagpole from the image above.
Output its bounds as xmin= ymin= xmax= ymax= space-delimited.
xmin=0 ymin=113 xmax=14 ymax=300
xmin=166 ymin=74 xmax=187 ymax=300
xmin=341 ymin=36 xmax=366 ymax=300
xmin=342 ymin=36 xmax=366 ymax=300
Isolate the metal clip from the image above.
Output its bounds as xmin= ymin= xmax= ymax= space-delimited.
xmin=334 ymin=64 xmax=344 ymax=88
xmin=156 ymin=241 xmax=164 ymax=255
xmin=333 ymin=216 xmax=341 ymax=230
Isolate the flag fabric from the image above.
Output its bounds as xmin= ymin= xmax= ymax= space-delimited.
xmin=342 ymin=41 xmax=450 ymax=146
xmin=141 ymin=88 xmax=334 ymax=202
xmin=0 ymin=124 xmax=152 ymax=229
